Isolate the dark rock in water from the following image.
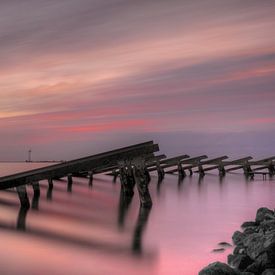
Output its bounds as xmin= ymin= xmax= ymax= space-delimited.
xmin=227 ymin=254 xmax=253 ymax=271
xmin=245 ymin=262 xmax=264 ymax=274
xmin=262 ymin=269 xmax=275 ymax=275
xmin=232 ymin=230 xmax=246 ymax=245
xmin=243 ymin=230 xmax=275 ymax=263
xmin=212 ymin=248 xmax=225 ymax=253
xmin=241 ymin=221 xmax=257 ymax=229
xmin=255 ymin=208 xmax=274 ymax=224
xmin=200 ymin=207 xmax=275 ymax=275
xmin=233 ymin=245 xmax=246 ymax=255
xmin=218 ymin=242 xmax=232 ymax=247
xmin=199 ymin=262 xmax=238 ymax=275
xmin=259 ymin=220 xmax=275 ymax=232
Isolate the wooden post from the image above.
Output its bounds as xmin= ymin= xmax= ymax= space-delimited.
xmin=88 ymin=171 xmax=93 ymax=187
xmin=198 ymin=163 xmax=205 ymax=177
xmin=48 ymin=178 xmax=53 ymax=188
xmin=16 ymin=185 xmax=30 ymax=209
xmin=133 ymin=158 xmax=152 ymax=208
xmin=67 ymin=173 xmax=73 ymax=192
xmin=156 ymin=160 xmax=164 ymax=182
xmin=132 ymin=206 xmax=151 ymax=254
xmin=118 ymin=163 xmax=135 ymax=198
xmin=31 ymin=181 xmax=40 ymax=210
xmin=177 ymin=161 xmax=186 ymax=178
xmin=218 ymin=164 xmax=226 ymax=177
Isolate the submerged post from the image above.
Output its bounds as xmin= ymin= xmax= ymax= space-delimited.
xmin=218 ymin=164 xmax=226 ymax=177
xmin=31 ymin=181 xmax=40 ymax=210
xmin=156 ymin=160 xmax=165 ymax=182
xmin=67 ymin=173 xmax=73 ymax=192
xmin=16 ymin=185 xmax=30 ymax=209
xmin=132 ymin=158 xmax=152 ymax=208
xmin=88 ymin=171 xmax=93 ymax=187
xmin=177 ymin=161 xmax=186 ymax=178
xmin=118 ymin=162 xmax=135 ymax=198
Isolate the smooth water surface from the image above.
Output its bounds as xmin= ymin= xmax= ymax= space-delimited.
xmin=0 ymin=163 xmax=275 ymax=275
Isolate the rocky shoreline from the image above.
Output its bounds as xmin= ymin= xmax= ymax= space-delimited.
xmin=199 ymin=207 xmax=275 ymax=275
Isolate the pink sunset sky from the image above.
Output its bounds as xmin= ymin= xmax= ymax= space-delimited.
xmin=0 ymin=0 xmax=275 ymax=160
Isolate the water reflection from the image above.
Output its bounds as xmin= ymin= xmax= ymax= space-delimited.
xmin=132 ymin=206 xmax=151 ymax=255
xmin=17 ymin=207 xmax=28 ymax=231
xmin=118 ymin=187 xmax=134 ymax=229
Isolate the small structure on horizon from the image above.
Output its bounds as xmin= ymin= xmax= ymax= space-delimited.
xmin=27 ymin=149 xmax=32 ymax=162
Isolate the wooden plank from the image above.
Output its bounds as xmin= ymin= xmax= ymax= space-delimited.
xmin=147 ymin=154 xmax=190 ymax=172
xmin=0 ymin=141 xmax=159 ymax=190
xmin=165 ymin=155 xmax=208 ymax=174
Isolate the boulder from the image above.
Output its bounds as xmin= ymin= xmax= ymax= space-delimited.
xmin=218 ymin=242 xmax=232 ymax=247
xmin=259 ymin=220 xmax=275 ymax=233
xmin=228 ymin=254 xmax=253 ymax=271
xmin=199 ymin=262 xmax=238 ymax=275
xmin=256 ymin=208 xmax=274 ymax=224
xmin=233 ymin=245 xmax=246 ymax=255
xmin=243 ymin=230 xmax=275 ymax=264
xmin=233 ymin=231 xmax=246 ymax=245
xmin=245 ymin=262 xmax=264 ymax=274
xmin=241 ymin=221 xmax=257 ymax=229
xmin=262 ymin=269 xmax=275 ymax=275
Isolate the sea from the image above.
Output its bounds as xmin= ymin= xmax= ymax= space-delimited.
xmin=0 ymin=162 xmax=275 ymax=275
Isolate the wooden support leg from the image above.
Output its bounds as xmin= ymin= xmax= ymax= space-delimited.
xmin=133 ymin=161 xmax=152 ymax=208
xmin=48 ymin=178 xmax=53 ymax=188
xmin=88 ymin=171 xmax=93 ymax=187
xmin=132 ymin=206 xmax=151 ymax=254
xmin=218 ymin=165 xmax=226 ymax=177
xmin=32 ymin=181 xmax=40 ymax=197
xmin=156 ymin=161 xmax=164 ymax=182
xmin=177 ymin=162 xmax=186 ymax=178
xmin=119 ymin=166 xmax=135 ymax=197
xmin=16 ymin=185 xmax=30 ymax=209
xmin=113 ymin=170 xmax=118 ymax=183
xmin=31 ymin=181 xmax=40 ymax=210
xmin=189 ymin=169 xmax=193 ymax=176
xmin=17 ymin=206 xmax=29 ymax=231
xmin=198 ymin=164 xmax=205 ymax=177
xmin=144 ymin=168 xmax=151 ymax=183
xmin=67 ymin=173 xmax=73 ymax=192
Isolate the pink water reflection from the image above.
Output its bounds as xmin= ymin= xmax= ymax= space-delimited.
xmin=0 ymin=163 xmax=275 ymax=274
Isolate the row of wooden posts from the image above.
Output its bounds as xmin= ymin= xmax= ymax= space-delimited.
xmin=0 ymin=141 xmax=274 ymax=209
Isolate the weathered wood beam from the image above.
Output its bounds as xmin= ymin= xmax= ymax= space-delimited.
xmin=165 ymin=155 xmax=208 ymax=174
xmin=0 ymin=141 xmax=159 ymax=190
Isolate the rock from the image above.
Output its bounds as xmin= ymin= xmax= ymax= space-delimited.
xmin=199 ymin=262 xmax=238 ymax=275
xmin=259 ymin=220 xmax=275 ymax=232
xmin=218 ymin=242 xmax=232 ymax=247
xmin=242 ymin=221 xmax=257 ymax=229
xmin=243 ymin=230 xmax=275 ymax=265
xmin=233 ymin=245 xmax=246 ymax=255
xmin=256 ymin=208 xmax=274 ymax=224
xmin=212 ymin=248 xmax=225 ymax=253
xmin=228 ymin=254 xmax=254 ymax=271
xmin=244 ymin=226 xmax=258 ymax=235
xmin=262 ymin=269 xmax=275 ymax=275
xmin=240 ymin=272 xmax=254 ymax=275
xmin=245 ymin=262 xmax=264 ymax=274
xmin=243 ymin=233 xmax=264 ymax=260
xmin=233 ymin=231 xmax=246 ymax=245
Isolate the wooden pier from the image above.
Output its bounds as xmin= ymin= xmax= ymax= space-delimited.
xmin=1 ymin=141 xmax=275 ymax=210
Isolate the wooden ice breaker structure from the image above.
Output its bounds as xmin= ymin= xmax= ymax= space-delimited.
xmin=0 ymin=141 xmax=159 ymax=209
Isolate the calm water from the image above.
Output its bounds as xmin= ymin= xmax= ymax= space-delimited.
xmin=0 ymin=162 xmax=275 ymax=275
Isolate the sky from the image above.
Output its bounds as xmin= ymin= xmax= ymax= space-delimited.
xmin=0 ymin=0 xmax=275 ymax=161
